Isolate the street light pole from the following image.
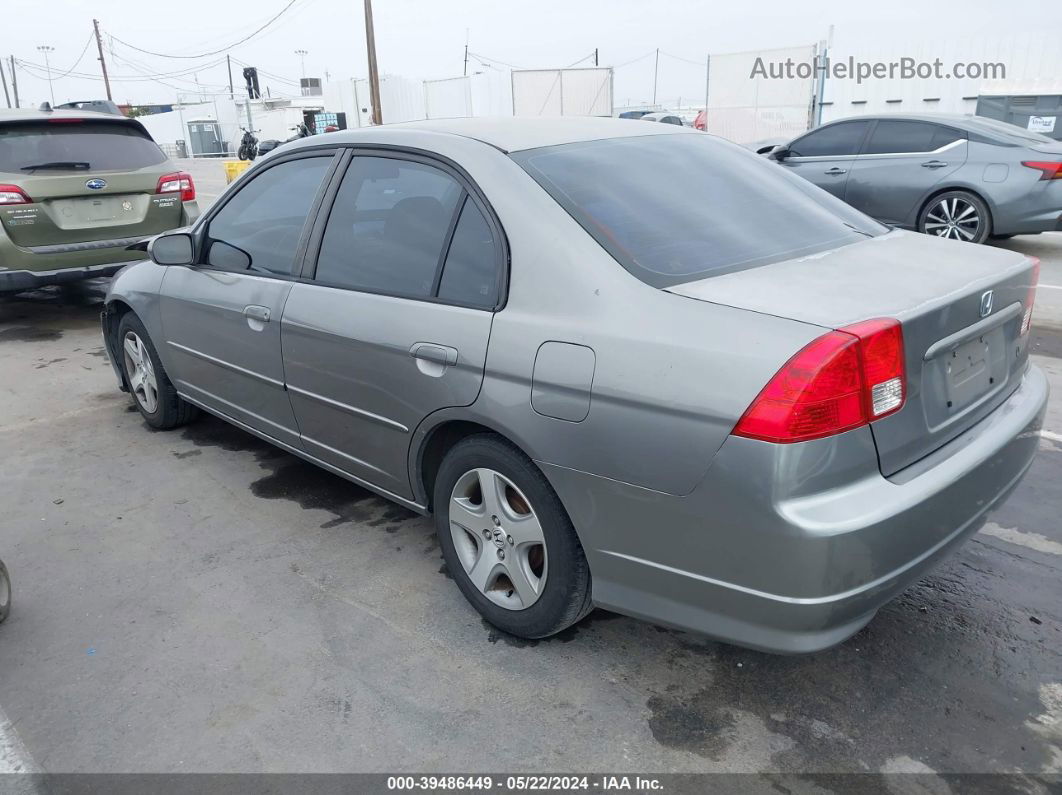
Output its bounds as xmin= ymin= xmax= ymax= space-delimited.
xmin=294 ymin=49 xmax=308 ymax=80
xmin=363 ymin=0 xmax=382 ymax=125
xmin=37 ymin=45 xmax=55 ymax=105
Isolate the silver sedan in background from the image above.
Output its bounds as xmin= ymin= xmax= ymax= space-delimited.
xmin=769 ymin=113 xmax=1062 ymax=243
xmin=102 ymin=118 xmax=1047 ymax=652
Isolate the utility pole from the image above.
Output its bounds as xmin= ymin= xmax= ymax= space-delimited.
xmin=226 ymin=54 xmax=234 ymax=99
xmin=703 ymin=55 xmax=711 ymax=132
xmin=9 ymin=56 xmax=18 ymax=108
xmin=93 ymin=19 xmax=112 ymax=101
xmin=463 ymin=29 xmax=469 ymax=77
xmin=0 ymin=57 xmax=10 ymax=108
xmin=295 ymin=48 xmax=308 ymax=79
xmin=652 ymin=48 xmax=659 ymax=107
xmin=363 ymin=0 xmax=382 ymax=125
xmin=37 ymin=45 xmax=55 ymax=105
xmin=594 ymin=48 xmax=598 ymax=67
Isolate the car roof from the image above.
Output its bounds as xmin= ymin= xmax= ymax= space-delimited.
xmin=298 ymin=116 xmax=693 ymax=154
xmin=0 ymin=108 xmax=133 ymax=123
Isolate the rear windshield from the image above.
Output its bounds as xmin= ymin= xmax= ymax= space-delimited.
xmin=512 ymin=133 xmax=887 ymax=287
xmin=0 ymin=120 xmax=167 ymax=173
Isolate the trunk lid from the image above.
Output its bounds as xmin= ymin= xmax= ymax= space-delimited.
xmin=667 ymin=229 xmax=1036 ymax=476
xmin=0 ymin=116 xmax=184 ymax=247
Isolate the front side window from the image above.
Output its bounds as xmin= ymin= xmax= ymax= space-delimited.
xmin=789 ymin=121 xmax=870 ymax=157
xmin=316 ymin=156 xmax=498 ymax=305
xmin=513 ymin=133 xmax=886 ymax=287
xmin=205 ymin=156 xmax=332 ymax=275
xmin=863 ymin=121 xmax=965 ymax=154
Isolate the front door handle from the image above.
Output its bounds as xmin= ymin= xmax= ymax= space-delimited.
xmin=410 ymin=342 xmax=458 ymax=367
xmin=824 ymin=167 xmax=847 ymax=175
xmin=922 ymin=160 xmax=948 ymax=169
xmin=243 ymin=305 xmax=271 ymax=322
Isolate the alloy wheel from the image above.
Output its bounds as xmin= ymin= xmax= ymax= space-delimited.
xmin=122 ymin=331 xmax=159 ymax=414
xmin=448 ymin=468 xmax=548 ymax=610
xmin=924 ymin=197 xmax=982 ymax=242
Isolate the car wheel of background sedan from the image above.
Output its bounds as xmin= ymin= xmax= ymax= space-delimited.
xmin=918 ymin=191 xmax=991 ymax=244
xmin=118 ymin=312 xmax=198 ymax=430
xmin=434 ymin=434 xmax=593 ymax=639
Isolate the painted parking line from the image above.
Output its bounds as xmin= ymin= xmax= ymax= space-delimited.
xmin=1043 ymin=430 xmax=1062 ymax=444
xmin=981 ymin=522 xmax=1062 ymax=556
xmin=0 ymin=704 xmax=39 ymax=775
xmin=1038 ymin=283 xmax=1062 ymax=290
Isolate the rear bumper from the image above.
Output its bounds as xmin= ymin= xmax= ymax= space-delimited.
xmin=0 ymin=260 xmax=129 ymax=292
xmin=543 ymin=364 xmax=1048 ymax=653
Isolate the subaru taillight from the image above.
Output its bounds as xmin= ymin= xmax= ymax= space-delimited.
xmin=156 ymin=171 xmax=196 ymax=202
xmin=733 ymin=318 xmax=906 ymax=444
xmin=1021 ymin=161 xmax=1062 ymax=181
xmin=1021 ymin=256 xmax=1040 ymax=336
xmin=0 ymin=185 xmax=32 ymax=205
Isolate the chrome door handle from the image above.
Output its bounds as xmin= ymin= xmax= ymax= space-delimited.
xmin=922 ymin=160 xmax=948 ymax=169
xmin=243 ymin=305 xmax=271 ymax=322
xmin=410 ymin=342 xmax=458 ymax=366
xmin=824 ymin=167 xmax=847 ymax=175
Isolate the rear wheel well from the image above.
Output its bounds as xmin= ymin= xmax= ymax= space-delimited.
xmin=917 ymin=186 xmax=994 ymax=233
xmin=419 ymin=420 xmax=513 ymax=512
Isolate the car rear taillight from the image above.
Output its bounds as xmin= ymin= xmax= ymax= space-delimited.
xmin=0 ymin=185 xmax=32 ymax=205
xmin=733 ymin=318 xmax=905 ymax=444
xmin=156 ymin=171 xmax=195 ymax=202
xmin=1021 ymin=161 xmax=1062 ymax=181
xmin=1021 ymin=256 xmax=1040 ymax=336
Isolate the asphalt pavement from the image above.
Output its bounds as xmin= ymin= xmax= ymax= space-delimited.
xmin=0 ymin=211 xmax=1059 ymax=782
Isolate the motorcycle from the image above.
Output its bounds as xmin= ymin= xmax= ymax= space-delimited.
xmin=237 ymin=127 xmax=260 ymax=161
xmin=257 ymin=123 xmax=312 ymax=157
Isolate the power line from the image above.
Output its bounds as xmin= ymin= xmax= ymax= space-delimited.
xmin=106 ymin=0 xmax=301 ymax=59
xmin=660 ymin=50 xmax=708 ymax=67
xmin=466 ymin=51 xmax=525 ymax=70
xmin=51 ymin=33 xmax=95 ymax=79
xmin=611 ymin=50 xmax=656 ymax=69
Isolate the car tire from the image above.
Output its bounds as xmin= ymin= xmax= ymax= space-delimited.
xmin=434 ymin=434 xmax=593 ymax=639
xmin=117 ymin=312 xmax=197 ymax=430
xmin=918 ymin=191 xmax=992 ymax=244
xmin=0 ymin=559 xmax=10 ymax=624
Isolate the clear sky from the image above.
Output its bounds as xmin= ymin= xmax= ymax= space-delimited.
xmin=4 ymin=0 xmax=1059 ymax=108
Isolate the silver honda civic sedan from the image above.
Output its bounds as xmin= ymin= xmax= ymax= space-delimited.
xmin=101 ymin=118 xmax=1048 ymax=653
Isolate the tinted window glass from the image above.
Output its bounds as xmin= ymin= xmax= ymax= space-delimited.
xmin=437 ymin=199 xmax=498 ymax=308
xmin=789 ymin=121 xmax=869 ymax=157
xmin=316 ymin=157 xmax=463 ymax=297
xmin=513 ymin=134 xmax=885 ymax=287
xmin=206 ymin=156 xmax=331 ymax=275
xmin=863 ymin=120 xmax=964 ymax=154
xmin=0 ymin=121 xmax=167 ymax=172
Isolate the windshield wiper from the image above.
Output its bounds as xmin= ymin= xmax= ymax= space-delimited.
xmin=20 ymin=161 xmax=91 ymax=171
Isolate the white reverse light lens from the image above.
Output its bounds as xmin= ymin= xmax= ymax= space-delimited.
xmin=870 ymin=377 xmax=903 ymax=417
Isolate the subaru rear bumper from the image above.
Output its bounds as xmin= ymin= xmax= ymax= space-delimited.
xmin=541 ymin=363 xmax=1048 ymax=653
xmin=0 ymin=261 xmax=130 ymax=293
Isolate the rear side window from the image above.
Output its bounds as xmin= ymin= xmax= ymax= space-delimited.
xmin=513 ymin=134 xmax=885 ymax=287
xmin=863 ymin=121 xmax=965 ymax=154
xmin=436 ymin=199 xmax=498 ymax=308
xmin=205 ymin=156 xmax=332 ymax=276
xmin=789 ymin=121 xmax=869 ymax=157
xmin=316 ymin=157 xmax=467 ymax=300
xmin=0 ymin=120 xmax=168 ymax=173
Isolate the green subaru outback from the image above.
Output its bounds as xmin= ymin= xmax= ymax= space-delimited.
xmin=0 ymin=108 xmax=199 ymax=292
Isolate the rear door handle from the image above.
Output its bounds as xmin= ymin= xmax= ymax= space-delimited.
xmin=922 ymin=160 xmax=948 ymax=169
xmin=243 ymin=305 xmax=271 ymax=324
xmin=824 ymin=167 xmax=847 ymax=175
xmin=410 ymin=342 xmax=458 ymax=367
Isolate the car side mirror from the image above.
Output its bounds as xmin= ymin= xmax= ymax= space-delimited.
xmin=769 ymin=145 xmax=791 ymax=161
xmin=149 ymin=232 xmax=194 ymax=266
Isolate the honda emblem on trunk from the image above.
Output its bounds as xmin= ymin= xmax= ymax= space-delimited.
xmin=979 ymin=290 xmax=994 ymax=318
